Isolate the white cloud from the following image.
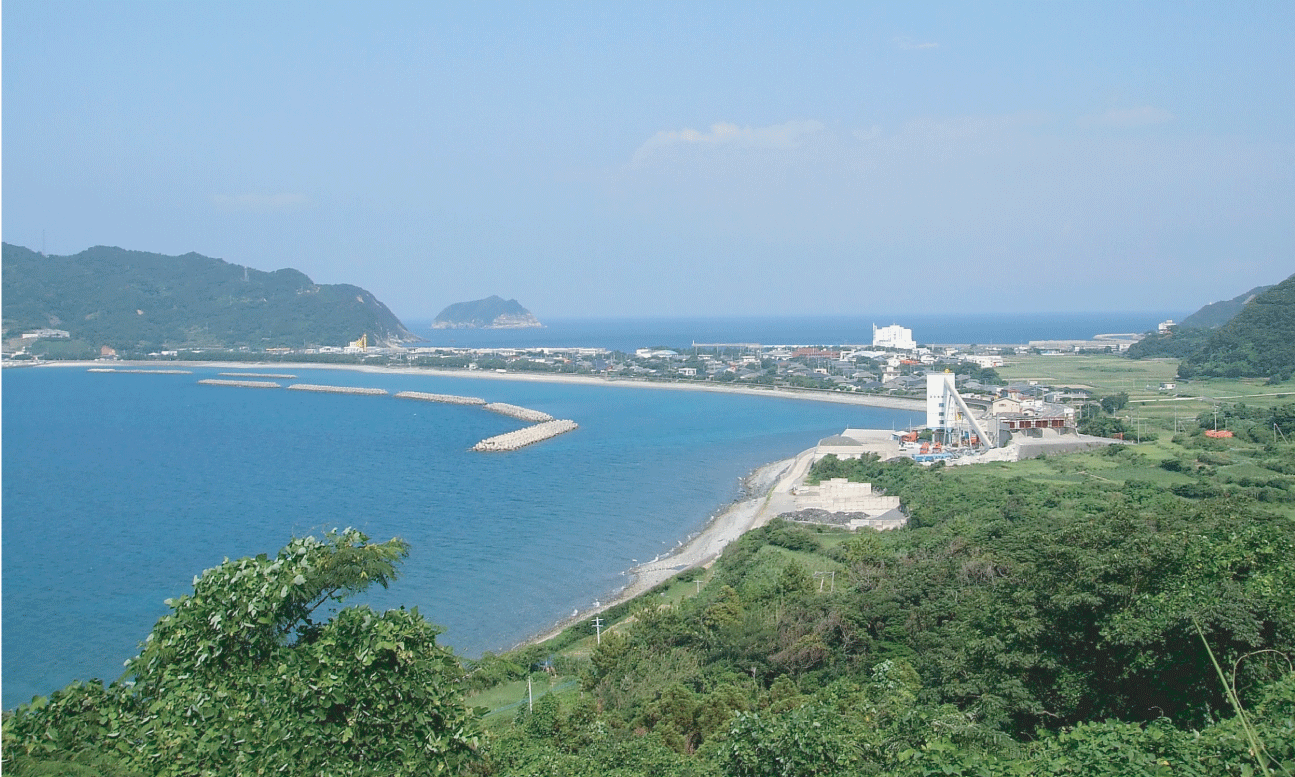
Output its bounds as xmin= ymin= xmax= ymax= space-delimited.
xmin=895 ymin=36 xmax=939 ymax=50
xmin=211 ymin=193 xmax=311 ymax=213
xmin=631 ymin=120 xmax=825 ymax=165
xmin=1080 ymin=106 xmax=1175 ymax=128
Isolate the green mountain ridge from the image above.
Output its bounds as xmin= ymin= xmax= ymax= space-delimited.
xmin=1178 ymin=272 xmax=1295 ymax=380
xmin=1126 ymin=277 xmax=1287 ymax=361
xmin=2 ymin=243 xmax=415 ymax=352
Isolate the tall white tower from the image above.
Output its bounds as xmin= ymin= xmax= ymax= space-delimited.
xmin=926 ymin=372 xmax=956 ymax=429
xmin=925 ymin=371 xmax=994 ymax=449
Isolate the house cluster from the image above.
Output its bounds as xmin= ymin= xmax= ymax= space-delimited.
xmin=987 ymin=383 xmax=1083 ymax=431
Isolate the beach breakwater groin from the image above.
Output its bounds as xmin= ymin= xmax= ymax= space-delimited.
xmin=198 ymin=379 xmax=282 ymax=389
xmin=483 ymin=402 xmax=554 ymax=422
xmin=472 ymin=419 xmax=578 ymax=452
xmin=286 ymin=384 xmax=389 ymax=396
xmin=394 ymin=391 xmax=487 ymax=406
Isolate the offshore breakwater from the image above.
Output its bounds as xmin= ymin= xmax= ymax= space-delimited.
xmin=287 ymin=383 xmax=389 ymax=396
xmin=395 ymin=390 xmax=487 ymax=405
xmin=103 ymin=370 xmax=577 ymax=452
xmin=198 ymin=379 xmax=281 ymax=388
xmin=473 ymin=419 xmax=579 ymax=451
xmin=483 ymin=402 xmax=554 ymax=423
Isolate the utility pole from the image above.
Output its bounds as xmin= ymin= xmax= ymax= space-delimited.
xmin=694 ymin=579 xmax=702 ymax=594
xmin=591 ymin=617 xmax=604 ymax=645
xmin=528 ymin=675 xmax=533 ymax=713
xmin=813 ymin=571 xmax=836 ymax=592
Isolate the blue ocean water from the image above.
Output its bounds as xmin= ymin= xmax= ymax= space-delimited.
xmin=2 ymin=365 xmax=917 ymax=709
xmin=1 ymin=311 xmax=1179 ymax=709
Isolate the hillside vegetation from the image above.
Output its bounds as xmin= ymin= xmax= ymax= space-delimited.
xmin=1177 ymin=273 xmax=1295 ymax=381
xmin=2 ymin=243 xmax=414 ymax=353
xmin=460 ymin=419 xmax=1295 ymax=776
xmin=1127 ymin=274 xmax=1292 ymax=369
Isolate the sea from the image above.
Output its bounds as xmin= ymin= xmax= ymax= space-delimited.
xmin=1 ymin=312 xmax=1179 ymax=709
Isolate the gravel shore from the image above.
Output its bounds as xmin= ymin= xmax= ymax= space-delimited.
xmin=522 ymin=448 xmax=816 ymax=647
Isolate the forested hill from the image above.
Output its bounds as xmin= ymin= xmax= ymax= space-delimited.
xmin=1178 ymin=272 xmax=1295 ymax=380
xmin=1127 ymin=277 xmax=1284 ymax=360
xmin=2 ymin=243 xmax=415 ymax=352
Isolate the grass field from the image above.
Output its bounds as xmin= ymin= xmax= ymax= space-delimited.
xmin=998 ymin=353 xmax=1295 ymax=434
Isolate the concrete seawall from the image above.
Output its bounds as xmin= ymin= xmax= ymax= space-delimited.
xmin=394 ymin=391 xmax=487 ymax=405
xmin=287 ymin=384 xmax=388 ymax=396
xmin=483 ymin=402 xmax=555 ymax=422
xmin=473 ymin=419 xmax=578 ymax=451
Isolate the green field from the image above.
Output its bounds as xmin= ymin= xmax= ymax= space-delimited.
xmin=998 ymin=353 xmax=1295 ymax=434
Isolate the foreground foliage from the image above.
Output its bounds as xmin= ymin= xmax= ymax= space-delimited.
xmin=3 ymin=530 xmax=479 ymax=776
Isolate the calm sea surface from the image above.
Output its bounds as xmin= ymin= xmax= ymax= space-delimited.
xmin=2 ymin=313 xmax=1179 ymax=709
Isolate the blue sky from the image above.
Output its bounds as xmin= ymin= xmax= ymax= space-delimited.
xmin=4 ymin=2 xmax=1292 ymax=320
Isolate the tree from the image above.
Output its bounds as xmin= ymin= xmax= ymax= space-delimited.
xmin=3 ymin=530 xmax=480 ymax=776
xmin=717 ymin=705 xmax=857 ymax=776
xmin=1100 ymin=392 xmax=1130 ymax=414
xmin=1079 ymin=415 xmax=1130 ymax=439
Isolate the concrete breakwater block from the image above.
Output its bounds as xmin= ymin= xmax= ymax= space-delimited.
xmin=472 ymin=419 xmax=578 ymax=451
xmin=394 ymin=391 xmax=487 ymax=405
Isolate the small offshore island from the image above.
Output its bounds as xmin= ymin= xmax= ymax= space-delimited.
xmin=432 ymin=295 xmax=543 ymax=329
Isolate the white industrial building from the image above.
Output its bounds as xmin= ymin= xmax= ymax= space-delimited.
xmin=872 ymin=323 xmax=916 ymax=351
